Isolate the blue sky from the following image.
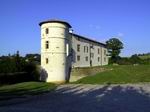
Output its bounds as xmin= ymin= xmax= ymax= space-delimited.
xmin=0 ymin=0 xmax=150 ymax=56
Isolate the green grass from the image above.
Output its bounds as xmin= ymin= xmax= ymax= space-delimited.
xmin=0 ymin=82 xmax=56 ymax=100
xmin=75 ymin=65 xmax=150 ymax=84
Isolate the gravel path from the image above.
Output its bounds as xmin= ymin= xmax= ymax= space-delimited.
xmin=1 ymin=84 xmax=150 ymax=112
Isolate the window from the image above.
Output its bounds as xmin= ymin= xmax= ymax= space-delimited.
xmin=98 ymin=48 xmax=100 ymax=54
xmin=104 ymin=50 xmax=106 ymax=55
xmin=98 ymin=57 xmax=100 ymax=62
xmin=77 ymin=44 xmax=80 ymax=52
xmin=45 ymin=28 xmax=49 ymax=34
xmin=104 ymin=57 xmax=106 ymax=62
xmin=84 ymin=46 xmax=86 ymax=53
xmin=46 ymin=58 xmax=48 ymax=64
xmin=84 ymin=46 xmax=88 ymax=53
xmin=87 ymin=47 xmax=88 ymax=53
xmin=45 ymin=41 xmax=49 ymax=49
xmin=77 ymin=55 xmax=80 ymax=61
xmin=85 ymin=56 xmax=88 ymax=61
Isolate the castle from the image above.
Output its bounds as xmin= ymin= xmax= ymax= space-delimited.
xmin=39 ymin=19 xmax=108 ymax=83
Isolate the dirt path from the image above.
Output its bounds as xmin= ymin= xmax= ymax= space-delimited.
xmin=1 ymin=84 xmax=150 ymax=112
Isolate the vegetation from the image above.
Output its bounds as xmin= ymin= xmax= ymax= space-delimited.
xmin=105 ymin=37 xmax=149 ymax=65
xmin=0 ymin=82 xmax=56 ymax=100
xmin=138 ymin=53 xmax=150 ymax=59
xmin=106 ymin=38 xmax=123 ymax=63
xmin=0 ymin=51 xmax=41 ymax=85
xmin=0 ymin=53 xmax=26 ymax=73
xmin=25 ymin=53 xmax=40 ymax=64
xmin=75 ymin=65 xmax=150 ymax=84
xmin=0 ymin=52 xmax=40 ymax=73
xmin=116 ymin=54 xmax=150 ymax=65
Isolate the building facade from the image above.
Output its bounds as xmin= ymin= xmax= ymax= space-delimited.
xmin=39 ymin=19 xmax=108 ymax=83
xmin=71 ymin=34 xmax=108 ymax=67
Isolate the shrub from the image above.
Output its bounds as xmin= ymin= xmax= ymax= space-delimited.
xmin=0 ymin=72 xmax=32 ymax=85
xmin=130 ymin=54 xmax=142 ymax=64
xmin=0 ymin=59 xmax=40 ymax=85
xmin=24 ymin=62 xmax=40 ymax=81
xmin=116 ymin=57 xmax=131 ymax=65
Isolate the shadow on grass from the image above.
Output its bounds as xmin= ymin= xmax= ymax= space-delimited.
xmin=0 ymin=82 xmax=56 ymax=101
xmin=1 ymin=84 xmax=150 ymax=112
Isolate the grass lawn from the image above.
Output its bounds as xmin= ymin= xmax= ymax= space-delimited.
xmin=0 ymin=82 xmax=56 ymax=100
xmin=75 ymin=65 xmax=150 ymax=84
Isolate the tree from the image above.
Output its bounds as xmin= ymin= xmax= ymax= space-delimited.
xmin=106 ymin=38 xmax=123 ymax=63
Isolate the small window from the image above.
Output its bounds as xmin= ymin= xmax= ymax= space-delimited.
xmin=98 ymin=57 xmax=100 ymax=62
xmin=84 ymin=46 xmax=86 ymax=53
xmin=84 ymin=46 xmax=88 ymax=53
xmin=98 ymin=48 xmax=100 ymax=54
xmin=77 ymin=55 xmax=80 ymax=61
xmin=87 ymin=47 xmax=88 ymax=53
xmin=45 ymin=41 xmax=49 ymax=49
xmin=46 ymin=58 xmax=48 ymax=64
xmin=104 ymin=50 xmax=106 ymax=55
xmin=77 ymin=44 xmax=80 ymax=52
xmin=45 ymin=28 xmax=49 ymax=34
xmin=104 ymin=57 xmax=106 ymax=62
xmin=85 ymin=56 xmax=88 ymax=61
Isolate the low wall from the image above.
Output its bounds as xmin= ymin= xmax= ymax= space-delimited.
xmin=70 ymin=66 xmax=107 ymax=82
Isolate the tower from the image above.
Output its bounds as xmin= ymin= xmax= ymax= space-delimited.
xmin=39 ymin=20 xmax=72 ymax=83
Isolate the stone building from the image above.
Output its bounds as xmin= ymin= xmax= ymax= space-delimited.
xmin=39 ymin=19 xmax=108 ymax=83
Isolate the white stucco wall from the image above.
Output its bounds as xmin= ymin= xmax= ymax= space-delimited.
xmin=40 ymin=22 xmax=71 ymax=83
xmin=71 ymin=34 xmax=108 ymax=67
xmin=71 ymin=35 xmax=90 ymax=67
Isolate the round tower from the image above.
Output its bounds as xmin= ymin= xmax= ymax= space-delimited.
xmin=39 ymin=19 xmax=72 ymax=83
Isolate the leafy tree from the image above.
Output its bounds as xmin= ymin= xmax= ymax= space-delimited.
xmin=106 ymin=38 xmax=123 ymax=63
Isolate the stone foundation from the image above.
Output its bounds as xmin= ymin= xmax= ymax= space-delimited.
xmin=70 ymin=66 xmax=108 ymax=82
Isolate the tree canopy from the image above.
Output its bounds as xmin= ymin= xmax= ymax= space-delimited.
xmin=106 ymin=38 xmax=124 ymax=63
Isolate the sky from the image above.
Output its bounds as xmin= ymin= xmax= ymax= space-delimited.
xmin=0 ymin=0 xmax=150 ymax=57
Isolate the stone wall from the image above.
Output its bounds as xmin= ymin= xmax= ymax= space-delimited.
xmin=69 ymin=66 xmax=108 ymax=82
